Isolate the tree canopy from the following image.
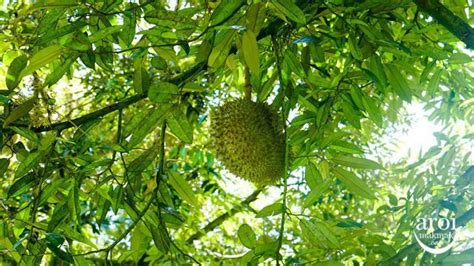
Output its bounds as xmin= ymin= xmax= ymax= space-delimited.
xmin=0 ymin=0 xmax=473 ymax=265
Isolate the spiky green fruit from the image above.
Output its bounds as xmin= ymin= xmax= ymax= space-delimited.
xmin=210 ymin=99 xmax=285 ymax=185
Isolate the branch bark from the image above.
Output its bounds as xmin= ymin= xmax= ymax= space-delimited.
xmin=185 ymin=188 xmax=263 ymax=244
xmin=414 ymin=0 xmax=474 ymax=49
xmin=24 ymin=62 xmax=206 ymax=133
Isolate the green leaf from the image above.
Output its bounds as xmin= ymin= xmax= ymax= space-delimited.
xmin=319 ymin=161 xmax=330 ymax=179
xmin=427 ymin=68 xmax=443 ymax=96
xmin=304 ymin=179 xmax=330 ymax=207
xmin=362 ymin=96 xmax=383 ymax=128
xmin=45 ymin=232 xmax=64 ymax=247
xmin=111 ymin=185 xmax=123 ymax=214
xmin=68 ymin=181 xmax=80 ymax=223
xmin=96 ymin=45 xmax=113 ymax=71
xmin=126 ymin=104 xmax=172 ymax=149
xmin=238 ymin=224 xmax=257 ymax=248
xmin=167 ymin=109 xmax=193 ymax=143
xmin=44 ymin=54 xmax=77 ymax=87
xmin=10 ymin=127 xmax=39 ymax=143
xmin=37 ymin=20 xmax=87 ymax=46
xmin=384 ymin=64 xmax=412 ymax=102
xmin=210 ymin=0 xmax=245 ymax=26
xmin=127 ymin=148 xmax=158 ymax=179
xmin=61 ymin=226 xmax=97 ymax=248
xmin=148 ymin=82 xmax=179 ymax=103
xmin=332 ymin=155 xmax=384 ymax=170
xmin=130 ymin=222 xmax=150 ymax=261
xmin=4 ymin=98 xmax=36 ymax=127
xmin=333 ymin=167 xmax=376 ymax=199
xmin=15 ymin=151 xmax=42 ymax=178
xmin=256 ymin=202 xmax=284 ymax=218
xmin=336 ymin=220 xmax=363 ymax=228
xmin=168 ymin=171 xmax=198 ymax=206
xmin=8 ymin=173 xmax=35 ymax=198
xmin=48 ymin=203 xmax=68 ymax=231
xmin=348 ymin=35 xmax=362 ymax=60
xmin=448 ymin=53 xmax=472 ymax=64
xmin=208 ymin=30 xmax=236 ymax=68
xmin=241 ymin=30 xmax=260 ymax=78
xmin=119 ymin=6 xmax=137 ymax=46
xmin=441 ymin=247 xmax=474 ymax=264
xmin=341 ymin=99 xmax=361 ymax=129
xmin=271 ymin=0 xmax=306 ymax=24
xmin=0 ymin=158 xmax=9 ymax=177
xmin=88 ymin=25 xmax=123 ymax=43
xmin=246 ymin=3 xmax=265 ymax=34
xmin=6 ymin=55 xmax=28 ymax=91
xmin=330 ymin=140 xmax=364 ymax=154
xmin=22 ymin=45 xmax=64 ymax=77
xmin=300 ymin=219 xmax=339 ymax=249
xmin=305 ymin=162 xmax=322 ymax=190
xmin=45 ymin=242 xmax=74 ymax=264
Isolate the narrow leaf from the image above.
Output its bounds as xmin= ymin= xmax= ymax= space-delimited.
xmin=332 ymin=155 xmax=384 ymax=170
xmin=44 ymin=54 xmax=77 ymax=87
xmin=8 ymin=173 xmax=35 ymax=198
xmin=4 ymin=98 xmax=36 ymax=127
xmin=384 ymin=64 xmax=412 ymax=102
xmin=148 ymin=82 xmax=179 ymax=103
xmin=305 ymin=162 xmax=322 ymax=190
xmin=168 ymin=171 xmax=198 ymax=206
xmin=15 ymin=151 xmax=42 ymax=178
xmin=271 ymin=0 xmax=306 ymax=24
xmin=304 ymin=179 xmax=330 ymax=207
xmin=208 ymin=30 xmax=235 ymax=68
xmin=22 ymin=45 xmax=63 ymax=77
xmin=167 ymin=109 xmax=193 ymax=143
xmin=127 ymin=105 xmax=172 ymax=149
xmin=210 ymin=0 xmax=245 ymax=26
xmin=241 ymin=31 xmax=260 ymax=78
xmin=6 ymin=55 xmax=27 ymax=91
xmin=333 ymin=167 xmax=376 ymax=199
xmin=89 ymin=25 xmax=123 ymax=43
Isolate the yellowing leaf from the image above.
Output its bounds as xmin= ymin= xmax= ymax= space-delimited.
xmin=241 ymin=30 xmax=260 ymax=78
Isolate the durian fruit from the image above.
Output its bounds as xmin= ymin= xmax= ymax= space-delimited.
xmin=210 ymin=99 xmax=285 ymax=185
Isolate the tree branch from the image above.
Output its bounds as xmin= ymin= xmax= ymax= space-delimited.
xmin=185 ymin=188 xmax=263 ymax=244
xmin=20 ymin=1 xmax=314 ymax=133
xmin=379 ymin=206 xmax=474 ymax=265
xmin=414 ymin=0 xmax=474 ymax=49
xmin=24 ymin=62 xmax=206 ymax=133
